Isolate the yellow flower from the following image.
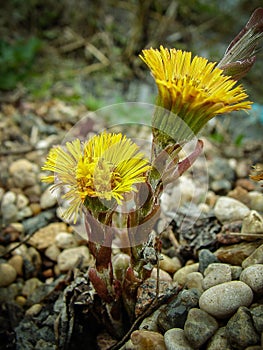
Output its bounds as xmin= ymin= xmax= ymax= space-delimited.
xmin=42 ymin=132 xmax=151 ymax=223
xmin=140 ymin=46 xmax=252 ymax=141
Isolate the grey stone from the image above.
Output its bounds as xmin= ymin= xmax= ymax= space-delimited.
xmin=185 ymin=272 xmax=204 ymax=292
xmin=198 ymin=249 xmax=219 ymax=274
xmin=22 ymin=277 xmax=43 ymax=297
xmin=240 ymin=264 xmax=263 ymax=293
xmin=248 ymin=191 xmax=263 ymax=212
xmin=139 ymin=307 xmax=165 ymax=332
xmin=230 ymin=265 xmax=243 ymax=280
xmin=199 ymin=281 xmax=253 ymax=318
xmin=0 ymin=263 xmax=17 ymax=287
xmin=164 ymin=328 xmax=194 ymax=350
xmin=242 ymin=244 xmax=263 ymax=268
xmin=214 ymin=196 xmax=250 ymax=223
xmin=57 ymin=246 xmax=93 ymax=272
xmin=251 ymin=305 xmax=263 ymax=333
xmin=157 ymin=289 xmax=200 ymax=332
xmin=206 ymin=327 xmax=232 ymax=350
xmin=226 ymin=306 xmax=260 ymax=349
xmin=40 ymin=187 xmax=57 ymax=209
xmin=184 ymin=308 xmax=219 ymax=348
xmin=55 ymin=232 xmax=78 ymax=249
xmin=173 ymin=263 xmax=199 ymax=285
xmin=203 ymin=263 xmax=232 ymax=290
xmin=211 ymin=179 xmax=232 ymax=194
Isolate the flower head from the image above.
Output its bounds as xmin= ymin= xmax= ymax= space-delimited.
xmin=140 ymin=46 xmax=252 ymax=141
xmin=42 ymin=132 xmax=151 ymax=223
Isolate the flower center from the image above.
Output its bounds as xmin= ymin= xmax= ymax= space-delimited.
xmin=76 ymin=157 xmax=122 ymax=201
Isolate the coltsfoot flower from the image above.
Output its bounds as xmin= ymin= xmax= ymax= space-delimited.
xmin=140 ymin=46 xmax=252 ymax=143
xmin=42 ymin=132 xmax=151 ymax=223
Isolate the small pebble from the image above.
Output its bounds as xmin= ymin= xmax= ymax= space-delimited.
xmin=28 ymin=222 xmax=68 ymax=250
xmin=242 ymin=210 xmax=263 ymax=236
xmin=226 ymin=306 xmax=260 ymax=349
xmin=130 ymin=330 xmax=166 ymax=350
xmin=242 ymin=244 xmax=263 ymax=268
xmin=8 ymin=255 xmax=24 ymax=276
xmin=240 ymin=264 xmax=263 ymax=293
xmin=206 ymin=327 xmax=232 ymax=350
xmin=199 ymin=281 xmax=253 ymax=318
xmin=214 ymin=196 xmax=250 ymax=223
xmin=139 ymin=307 xmax=164 ymax=332
xmin=16 ymin=193 xmax=29 ymax=209
xmin=22 ymin=277 xmax=43 ymax=297
xmin=215 ymin=241 xmax=261 ymax=266
xmin=15 ymin=295 xmax=27 ymax=307
xmin=45 ymin=244 xmax=61 ymax=262
xmin=159 ymin=254 xmax=181 ymax=274
xmin=248 ymin=191 xmax=263 ymax=212
xmin=55 ymin=232 xmax=78 ymax=249
xmin=198 ymin=249 xmax=219 ymax=274
xmin=184 ymin=308 xmax=218 ymax=348
xmin=251 ymin=305 xmax=263 ymax=333
xmin=230 ymin=265 xmax=243 ymax=280
xmin=57 ymin=246 xmax=93 ymax=272
xmin=9 ymin=159 xmax=33 ymax=174
xmin=157 ymin=289 xmax=200 ymax=332
xmin=25 ymin=303 xmax=43 ymax=317
xmin=151 ymin=267 xmax=172 ymax=281
xmin=0 ymin=263 xmax=17 ymax=287
xmin=185 ymin=272 xmax=204 ymax=292
xmin=164 ymin=328 xmax=194 ymax=350
xmin=40 ymin=187 xmax=57 ymax=209
xmin=173 ymin=263 xmax=199 ymax=285
xmin=202 ymin=263 xmax=232 ymax=290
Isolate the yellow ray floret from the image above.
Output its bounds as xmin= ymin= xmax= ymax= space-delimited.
xmin=140 ymin=46 xmax=252 ymax=135
xmin=42 ymin=132 xmax=151 ymax=223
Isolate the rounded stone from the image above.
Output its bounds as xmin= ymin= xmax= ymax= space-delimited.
xmin=1 ymin=203 xmax=18 ymax=222
xmin=130 ymin=330 xmax=166 ymax=350
xmin=184 ymin=308 xmax=219 ymax=348
xmin=57 ymin=246 xmax=93 ymax=272
xmin=151 ymin=268 xmax=172 ymax=281
xmin=160 ymin=254 xmax=181 ymax=274
xmin=45 ymin=244 xmax=61 ymax=262
xmin=55 ymin=232 xmax=78 ymax=249
xmin=40 ymin=187 xmax=57 ymax=209
xmin=16 ymin=193 xmax=29 ymax=209
xmin=202 ymin=263 xmax=232 ymax=290
xmin=173 ymin=263 xmax=199 ymax=286
xmin=9 ymin=159 xmax=33 ymax=174
xmin=0 ymin=263 xmax=17 ymax=287
xmin=28 ymin=222 xmax=68 ymax=250
xmin=1 ymin=191 xmax=16 ymax=206
xmin=198 ymin=249 xmax=219 ymax=274
xmin=25 ymin=303 xmax=43 ymax=317
xmin=185 ymin=272 xmax=204 ymax=292
xmin=248 ymin=191 xmax=263 ymax=212
xmin=240 ymin=264 xmax=263 ymax=293
xmin=8 ymin=255 xmax=24 ymax=276
xmin=214 ymin=196 xmax=250 ymax=223
xmin=226 ymin=306 xmax=260 ymax=348
xmin=164 ymin=328 xmax=194 ymax=350
xmin=199 ymin=281 xmax=253 ymax=318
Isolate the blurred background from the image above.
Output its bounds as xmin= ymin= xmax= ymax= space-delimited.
xmin=0 ymin=0 xmax=262 ymax=105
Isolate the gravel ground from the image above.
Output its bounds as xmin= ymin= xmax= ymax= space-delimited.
xmin=0 ymin=98 xmax=263 ymax=350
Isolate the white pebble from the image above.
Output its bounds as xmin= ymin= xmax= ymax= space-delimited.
xmin=199 ymin=281 xmax=253 ymax=318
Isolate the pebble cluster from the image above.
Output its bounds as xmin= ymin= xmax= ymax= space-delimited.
xmin=0 ymin=106 xmax=263 ymax=349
